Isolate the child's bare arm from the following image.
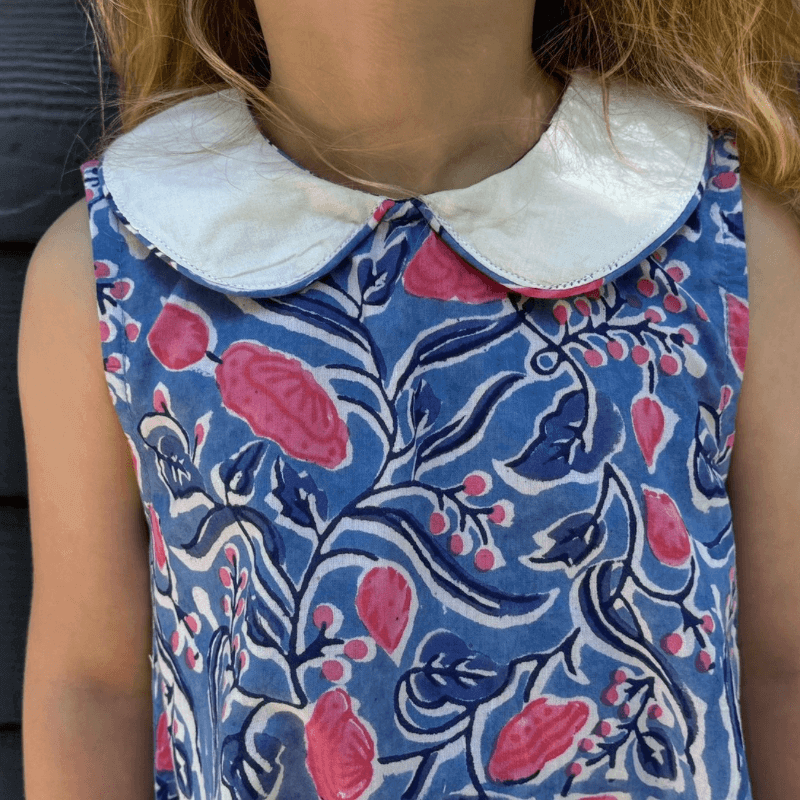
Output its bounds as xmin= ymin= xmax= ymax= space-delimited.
xmin=18 ymin=199 xmax=154 ymax=798
xmin=730 ymin=179 xmax=800 ymax=799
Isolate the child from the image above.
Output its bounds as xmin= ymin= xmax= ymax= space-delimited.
xmin=18 ymin=0 xmax=800 ymax=799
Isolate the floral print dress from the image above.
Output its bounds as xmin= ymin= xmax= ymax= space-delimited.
xmin=80 ymin=69 xmax=752 ymax=799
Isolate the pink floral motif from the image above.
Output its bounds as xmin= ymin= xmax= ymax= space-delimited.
xmin=666 ymin=264 xmax=685 ymax=280
xmin=355 ymin=566 xmax=412 ymax=655
xmin=600 ymin=685 xmax=619 ymax=706
xmin=575 ymin=298 xmax=592 ymax=317
xmin=725 ymin=293 xmax=749 ymax=373
xmin=632 ymin=345 xmax=651 ymax=365
xmin=216 ymin=342 xmax=349 ymax=468
xmin=632 ymin=397 xmax=665 ymax=468
xmin=403 ymin=232 xmax=508 ymax=303
xmin=474 ymin=547 xmax=496 ymax=572
xmin=577 ymin=796 xmax=619 ymax=800
xmin=146 ymin=502 xmax=167 ymax=572
xmin=489 ymin=505 xmax=506 ymax=523
xmin=321 ymin=660 xmax=345 ymax=682
xmin=643 ymin=489 xmax=691 ymax=567
xmin=595 ymin=721 xmax=613 ymax=737
xmin=696 ymin=651 xmax=713 ymax=672
xmin=305 ymin=689 xmax=375 ymax=800
xmin=713 ymin=171 xmax=738 ymax=190
xmin=371 ymin=199 xmax=395 ymax=224
xmin=638 ymin=278 xmax=657 ymax=297
xmin=429 ymin=512 xmax=447 ymax=534
xmin=607 ymin=339 xmax=625 ymax=360
xmin=109 ymin=279 xmax=133 ymax=301
xmin=344 ymin=639 xmax=369 ymax=660
xmin=155 ymin=711 xmax=174 ymax=772
xmin=463 ymin=471 xmax=490 ymax=496
xmin=153 ymin=387 xmax=170 ymax=414
xmin=147 ymin=302 xmax=210 ymax=369
xmin=660 ymin=355 xmax=680 ymax=375
xmin=313 ymin=605 xmax=335 ymax=630
xmin=80 ymin=159 xmax=100 ymax=200
xmin=487 ymin=697 xmax=590 ymax=783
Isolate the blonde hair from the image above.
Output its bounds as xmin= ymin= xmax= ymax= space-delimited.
xmin=81 ymin=0 xmax=800 ymax=222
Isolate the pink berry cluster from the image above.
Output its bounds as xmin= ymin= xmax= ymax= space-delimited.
xmin=551 ymin=261 xmax=704 ymax=374
xmin=168 ymin=543 xmax=250 ymax=676
xmin=562 ymin=685 xmax=650 ymax=781
xmin=598 ymin=668 xmax=663 ymax=724
xmin=216 ymin=544 xmax=250 ymax=675
xmin=169 ymin=610 xmax=202 ymax=671
xmin=552 ymin=286 xmax=603 ymax=326
xmin=599 ymin=668 xmax=630 ymax=708
xmin=312 ymin=603 xmax=374 ymax=684
xmin=427 ymin=471 xmax=514 ymax=573
xmin=659 ymin=613 xmax=715 ymax=673
xmin=95 ymin=259 xmax=140 ymax=346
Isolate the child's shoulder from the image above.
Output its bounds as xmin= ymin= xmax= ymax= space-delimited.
xmin=735 ymin=176 xmax=800 ymax=441
xmin=728 ymin=175 xmax=800 ymax=677
xmin=739 ymin=176 xmax=800 ymax=342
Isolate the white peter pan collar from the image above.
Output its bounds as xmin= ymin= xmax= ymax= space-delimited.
xmin=99 ymin=69 xmax=712 ymax=299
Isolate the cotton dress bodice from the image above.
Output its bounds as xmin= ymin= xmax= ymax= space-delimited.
xmin=80 ymin=68 xmax=751 ymax=799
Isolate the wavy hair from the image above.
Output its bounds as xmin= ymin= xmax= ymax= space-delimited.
xmin=81 ymin=0 xmax=800 ymax=221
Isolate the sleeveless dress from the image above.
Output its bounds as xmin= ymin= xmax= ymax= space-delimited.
xmin=80 ymin=69 xmax=752 ymax=800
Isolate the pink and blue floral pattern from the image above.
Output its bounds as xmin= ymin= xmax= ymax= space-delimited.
xmin=80 ymin=126 xmax=751 ymax=799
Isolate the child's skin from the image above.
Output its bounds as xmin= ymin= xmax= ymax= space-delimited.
xmin=252 ymin=0 xmax=565 ymax=198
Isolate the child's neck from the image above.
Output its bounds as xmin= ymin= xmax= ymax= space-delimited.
xmin=252 ymin=0 xmax=564 ymax=197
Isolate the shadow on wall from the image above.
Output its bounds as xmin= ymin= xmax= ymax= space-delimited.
xmin=0 ymin=0 xmax=118 ymax=796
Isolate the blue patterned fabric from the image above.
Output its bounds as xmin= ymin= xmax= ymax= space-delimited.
xmin=80 ymin=107 xmax=751 ymax=799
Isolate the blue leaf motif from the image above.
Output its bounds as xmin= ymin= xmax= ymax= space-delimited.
xmin=410 ymin=379 xmax=441 ymax=434
xmin=692 ymin=403 xmax=728 ymax=502
xmin=140 ymin=413 xmax=205 ymax=498
xmin=185 ymin=505 xmax=284 ymax=564
xmin=219 ymin=441 xmax=267 ymax=501
xmin=245 ymin=593 xmax=291 ymax=650
xmin=155 ymin=773 xmax=179 ymax=800
xmin=394 ymin=313 xmax=519 ymax=392
xmin=418 ymin=373 xmax=524 ymax=464
xmin=221 ymin=711 xmax=317 ymax=799
xmin=170 ymin=738 xmax=192 ymax=797
xmin=636 ymin=729 xmax=678 ymax=781
xmin=579 ymin=562 xmax=648 ymax=650
xmin=358 ymin=234 xmax=410 ymax=306
xmin=504 ymin=389 xmax=623 ymax=482
xmin=524 ymin=511 xmax=606 ymax=569
xmin=266 ymin=294 xmax=387 ymax=381
xmin=416 ymin=631 xmax=507 ymax=705
xmin=271 ymin=458 xmax=328 ymax=530
xmin=397 ymin=631 xmax=508 ymax=735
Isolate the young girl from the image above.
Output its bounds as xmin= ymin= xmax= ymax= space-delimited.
xmin=18 ymin=1 xmax=800 ymax=799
